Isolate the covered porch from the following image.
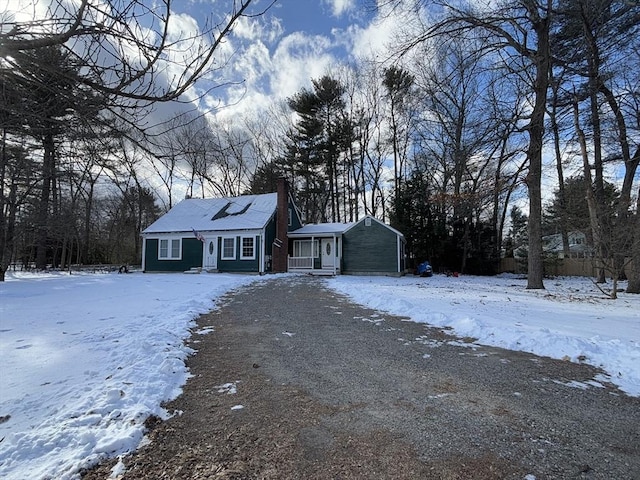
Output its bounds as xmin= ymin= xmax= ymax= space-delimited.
xmin=287 ymin=223 xmax=351 ymax=275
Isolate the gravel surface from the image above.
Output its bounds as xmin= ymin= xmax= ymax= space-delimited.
xmin=84 ymin=276 xmax=640 ymax=479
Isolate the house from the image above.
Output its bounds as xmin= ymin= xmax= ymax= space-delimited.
xmin=287 ymin=217 xmax=406 ymax=275
xmin=543 ymin=231 xmax=593 ymax=259
xmin=141 ymin=179 xmax=406 ymax=276
xmin=141 ymin=180 xmax=301 ymax=274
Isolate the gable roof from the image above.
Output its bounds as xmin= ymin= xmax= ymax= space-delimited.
xmin=142 ymin=193 xmax=277 ymax=235
xmin=344 ymin=215 xmax=405 ymax=238
xmin=288 ymin=222 xmax=354 ymax=237
xmin=288 ymin=216 xmax=404 ymax=238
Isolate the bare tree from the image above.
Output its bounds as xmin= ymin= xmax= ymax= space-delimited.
xmin=1 ymin=1 xmax=271 ymax=276
xmin=1 ymin=1 xmax=267 ymax=106
xmin=389 ymin=0 xmax=554 ymax=288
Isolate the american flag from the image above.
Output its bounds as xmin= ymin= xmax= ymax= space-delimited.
xmin=192 ymin=228 xmax=205 ymax=242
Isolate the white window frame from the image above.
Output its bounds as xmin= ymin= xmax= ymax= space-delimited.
xmin=221 ymin=236 xmax=237 ymax=260
xmin=293 ymin=239 xmax=319 ymax=258
xmin=240 ymin=236 xmax=256 ymax=260
xmin=158 ymin=238 xmax=182 ymax=260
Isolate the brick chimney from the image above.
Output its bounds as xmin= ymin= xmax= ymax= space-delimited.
xmin=272 ymin=177 xmax=289 ymax=273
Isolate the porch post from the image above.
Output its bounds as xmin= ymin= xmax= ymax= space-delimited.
xmin=259 ymin=233 xmax=264 ymax=274
xmin=141 ymin=236 xmax=147 ymax=272
xmin=311 ymin=236 xmax=315 ymax=271
xmin=333 ymin=234 xmax=337 ymax=276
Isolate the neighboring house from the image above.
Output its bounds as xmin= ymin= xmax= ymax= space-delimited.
xmin=543 ymin=231 xmax=593 ymax=259
xmin=142 ymin=179 xmax=406 ymax=276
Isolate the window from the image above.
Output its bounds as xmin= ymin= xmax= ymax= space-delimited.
xmin=364 ymin=217 xmax=372 ymax=227
xmin=241 ymin=236 xmax=255 ymax=260
xmin=293 ymin=240 xmax=319 ymax=258
xmin=288 ymin=208 xmax=292 ymax=226
xmin=221 ymin=237 xmax=236 ymax=260
xmin=158 ymin=238 xmax=181 ymax=260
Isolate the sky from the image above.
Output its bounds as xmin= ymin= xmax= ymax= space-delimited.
xmin=1 ymin=0 xmax=399 ymax=114
xmin=4 ymin=0 xmax=632 ymax=202
xmin=0 ymin=271 xmax=638 ymax=479
xmin=175 ymin=0 xmax=402 ymax=119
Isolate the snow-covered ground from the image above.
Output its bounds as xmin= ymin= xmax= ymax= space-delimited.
xmin=0 ymin=271 xmax=266 ymax=480
xmin=328 ymin=274 xmax=640 ymax=397
xmin=1 ymin=271 xmax=639 ymax=480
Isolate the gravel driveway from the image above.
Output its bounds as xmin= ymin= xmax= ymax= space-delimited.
xmin=84 ymin=276 xmax=640 ymax=479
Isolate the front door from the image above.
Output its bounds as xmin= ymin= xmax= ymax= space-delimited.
xmin=321 ymin=238 xmax=335 ymax=269
xmin=204 ymin=237 xmax=217 ymax=270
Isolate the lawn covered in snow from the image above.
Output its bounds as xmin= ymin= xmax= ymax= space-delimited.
xmin=0 ymin=271 xmax=266 ymax=480
xmin=1 ymin=271 xmax=639 ymax=480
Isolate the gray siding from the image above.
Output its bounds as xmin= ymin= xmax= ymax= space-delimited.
xmin=342 ymin=220 xmax=400 ymax=274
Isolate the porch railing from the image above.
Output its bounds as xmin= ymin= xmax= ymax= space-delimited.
xmin=288 ymin=256 xmax=314 ymax=270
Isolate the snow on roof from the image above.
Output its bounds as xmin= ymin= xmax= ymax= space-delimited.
xmin=142 ymin=193 xmax=277 ymax=234
xmin=288 ymin=222 xmax=354 ymax=236
xmin=289 ymin=216 xmax=405 ymax=238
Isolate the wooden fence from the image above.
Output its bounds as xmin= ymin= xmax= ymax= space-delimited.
xmin=499 ymin=257 xmax=634 ymax=277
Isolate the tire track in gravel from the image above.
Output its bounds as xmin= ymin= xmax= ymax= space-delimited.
xmin=84 ymin=276 xmax=640 ymax=479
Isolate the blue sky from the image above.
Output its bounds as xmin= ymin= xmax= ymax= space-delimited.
xmin=3 ymin=0 xmax=401 ymax=120
xmin=273 ymin=0 xmax=370 ymax=36
xmin=175 ymin=0 xmax=400 ymax=119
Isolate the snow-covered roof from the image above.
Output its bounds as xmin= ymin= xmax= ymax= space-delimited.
xmin=288 ymin=216 xmax=405 ymax=238
xmin=142 ymin=193 xmax=277 ymax=234
xmin=288 ymin=222 xmax=354 ymax=237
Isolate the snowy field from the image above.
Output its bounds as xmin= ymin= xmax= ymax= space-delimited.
xmin=1 ymin=271 xmax=639 ymax=480
xmin=0 ymin=271 xmax=266 ymax=480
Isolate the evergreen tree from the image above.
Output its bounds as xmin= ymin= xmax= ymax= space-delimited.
xmin=284 ymin=75 xmax=350 ymax=223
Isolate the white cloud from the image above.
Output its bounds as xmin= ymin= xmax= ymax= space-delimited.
xmin=345 ymin=3 xmax=424 ymax=62
xmin=213 ymin=30 xmax=337 ymax=123
xmin=270 ymin=32 xmax=335 ymax=97
xmin=232 ymin=14 xmax=284 ymax=43
xmin=1 ymin=0 xmax=51 ymax=26
xmin=323 ymin=0 xmax=356 ymax=17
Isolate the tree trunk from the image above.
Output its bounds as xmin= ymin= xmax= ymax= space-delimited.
xmin=36 ymin=133 xmax=56 ymax=270
xmin=550 ymin=79 xmax=570 ymax=257
xmin=525 ymin=1 xmax=551 ymax=290
xmin=0 ymin=129 xmax=11 ymax=282
xmin=627 ymin=189 xmax=640 ymax=294
xmin=573 ymin=98 xmax=602 ymax=283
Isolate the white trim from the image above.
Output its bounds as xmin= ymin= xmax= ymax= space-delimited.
xmin=259 ymin=234 xmax=264 ymax=274
xmin=221 ymin=236 xmax=236 ymax=260
xmin=343 ymin=215 xmax=405 ymax=239
xmin=141 ymin=237 xmax=147 ymax=271
xmin=158 ymin=237 xmax=182 ymax=260
xmin=240 ymin=235 xmax=256 ymax=260
xmin=203 ymin=236 xmax=218 ymax=269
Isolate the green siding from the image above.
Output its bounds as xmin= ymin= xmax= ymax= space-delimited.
xmin=217 ymin=235 xmax=260 ymax=273
xmin=288 ymin=198 xmax=303 ymax=231
xmin=144 ymin=238 xmax=203 ymax=272
xmin=342 ymin=220 xmax=401 ymax=274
